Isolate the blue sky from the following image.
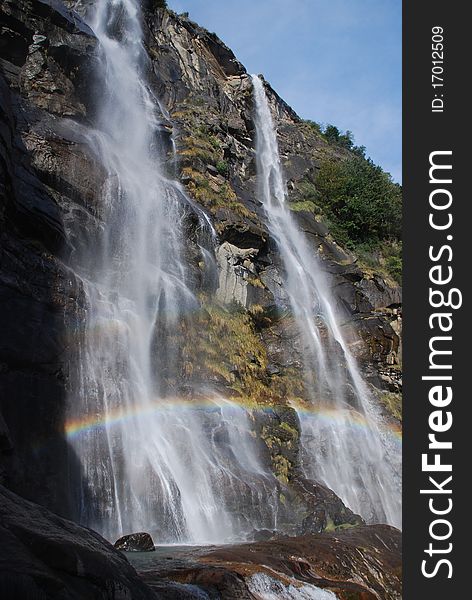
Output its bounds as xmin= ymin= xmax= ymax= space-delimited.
xmin=169 ymin=0 xmax=402 ymax=182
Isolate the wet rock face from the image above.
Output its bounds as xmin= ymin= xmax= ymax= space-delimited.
xmin=0 ymin=485 xmax=157 ymax=600
xmin=0 ymin=0 xmax=99 ymax=516
xmin=115 ymin=532 xmax=156 ymax=553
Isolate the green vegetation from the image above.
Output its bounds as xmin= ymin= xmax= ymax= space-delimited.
xmin=298 ymin=120 xmax=402 ymax=282
xmin=313 ymin=150 xmax=402 ymax=283
xmin=288 ymin=179 xmax=321 ymax=215
xmin=172 ymin=107 xmax=222 ymax=168
xmin=355 ymin=240 xmax=402 ymax=283
xmin=288 ymin=201 xmax=317 ymax=213
xmin=216 ymin=160 xmax=229 ymax=176
xmin=171 ymin=103 xmax=257 ymax=220
xmin=303 ymin=121 xmax=366 ymax=157
xmin=183 ymin=300 xmax=304 ymax=483
xmin=316 ymin=155 xmax=401 ymax=242
xmin=303 ymin=119 xmax=322 ymax=134
xmin=181 ymin=301 xmax=305 ymax=407
xmin=279 ymin=421 xmax=299 ymax=439
xmin=377 ymin=391 xmax=402 ymax=421
xmin=182 ymin=166 xmax=254 ymax=222
xmin=322 ymin=125 xmax=366 ymax=157
xmin=179 ymin=133 xmax=217 ymax=164
xmin=261 ymin=423 xmax=297 ymax=483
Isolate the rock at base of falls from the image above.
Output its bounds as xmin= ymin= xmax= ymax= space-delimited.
xmin=133 ymin=524 xmax=402 ymax=599
xmin=114 ymin=532 xmax=156 ymax=552
xmin=0 ymin=481 xmax=401 ymax=599
xmin=0 ymin=485 xmax=156 ymax=600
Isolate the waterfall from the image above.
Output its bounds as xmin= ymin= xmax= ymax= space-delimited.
xmin=66 ymin=0 xmax=277 ymax=544
xmin=251 ymin=75 xmax=401 ymax=528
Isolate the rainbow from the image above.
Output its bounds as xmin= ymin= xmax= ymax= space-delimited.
xmin=64 ymin=396 xmax=402 ymax=443
xmin=64 ymin=396 xmax=225 ymax=439
xmin=295 ymin=403 xmax=403 ymax=443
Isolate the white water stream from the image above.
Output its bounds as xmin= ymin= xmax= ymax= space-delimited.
xmin=66 ymin=0 xmax=277 ymax=543
xmin=252 ymin=75 xmax=401 ymax=527
xmin=247 ymin=572 xmax=338 ymax=600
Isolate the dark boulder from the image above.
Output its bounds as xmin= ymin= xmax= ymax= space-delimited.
xmin=0 ymin=485 xmax=157 ymax=600
xmin=115 ymin=532 xmax=156 ymax=553
xmin=251 ymin=528 xmax=277 ymax=542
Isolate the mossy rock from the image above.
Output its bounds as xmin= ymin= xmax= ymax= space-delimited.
xmin=378 ymin=391 xmax=402 ymax=422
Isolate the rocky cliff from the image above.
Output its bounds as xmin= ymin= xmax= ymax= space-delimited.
xmin=1 ymin=0 xmax=401 ymax=510
xmin=0 ymin=1 xmax=401 ymax=597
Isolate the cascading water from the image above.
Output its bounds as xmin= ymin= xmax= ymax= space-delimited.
xmin=251 ymin=75 xmax=401 ymax=527
xmin=247 ymin=573 xmax=338 ymax=600
xmin=66 ymin=0 xmax=278 ymax=543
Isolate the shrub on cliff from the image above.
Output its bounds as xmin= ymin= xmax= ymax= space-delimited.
xmin=323 ymin=124 xmax=355 ymax=149
xmin=316 ymin=156 xmax=401 ymax=243
xmin=304 ymin=121 xmax=366 ymax=156
xmin=315 ymin=155 xmax=402 ymax=282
